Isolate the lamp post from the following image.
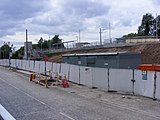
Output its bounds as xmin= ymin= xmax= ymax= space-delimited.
xmin=48 ymin=35 xmax=51 ymax=50
xmin=26 ymin=29 xmax=28 ymax=60
xmin=109 ymin=23 xmax=112 ymax=43
xmin=100 ymin=28 xmax=107 ymax=45
xmin=100 ymin=28 xmax=102 ymax=45
xmin=8 ymin=42 xmax=13 ymax=67
xmin=156 ymin=13 xmax=158 ymax=38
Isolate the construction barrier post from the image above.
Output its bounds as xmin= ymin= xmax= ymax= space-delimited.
xmin=30 ymin=74 xmax=32 ymax=81
xmin=45 ymin=76 xmax=48 ymax=88
xmin=38 ymin=73 xmax=41 ymax=84
xmin=30 ymin=73 xmax=35 ymax=81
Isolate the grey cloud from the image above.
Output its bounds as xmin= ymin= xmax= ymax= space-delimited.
xmin=0 ymin=0 xmax=50 ymax=20
xmin=28 ymin=0 xmax=110 ymax=36
xmin=0 ymin=0 xmax=51 ymax=37
xmin=60 ymin=0 xmax=110 ymax=18
xmin=153 ymin=0 xmax=160 ymax=5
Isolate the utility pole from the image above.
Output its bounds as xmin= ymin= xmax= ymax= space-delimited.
xmin=100 ymin=28 xmax=102 ymax=45
xmin=79 ymin=30 xmax=81 ymax=43
xmin=26 ymin=29 xmax=28 ymax=60
xmin=156 ymin=13 xmax=158 ymax=38
xmin=48 ymin=35 xmax=51 ymax=50
xmin=109 ymin=23 xmax=112 ymax=43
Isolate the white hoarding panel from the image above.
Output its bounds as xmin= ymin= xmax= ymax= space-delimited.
xmin=92 ymin=67 xmax=108 ymax=91
xmin=134 ymin=70 xmax=154 ymax=98
xmin=52 ymin=63 xmax=60 ymax=74
xmin=155 ymin=72 xmax=160 ymax=99
xmin=26 ymin=60 xmax=30 ymax=71
xmin=21 ymin=60 xmax=26 ymax=70
xmin=39 ymin=61 xmax=45 ymax=74
xmin=46 ymin=62 xmax=53 ymax=72
xmin=80 ymin=66 xmax=93 ymax=87
xmin=29 ymin=60 xmax=35 ymax=72
xmin=61 ymin=63 xmax=70 ymax=78
xmin=16 ymin=60 xmax=21 ymax=69
xmin=109 ymin=69 xmax=133 ymax=93
xmin=69 ymin=64 xmax=80 ymax=84
xmin=35 ymin=61 xmax=40 ymax=73
xmin=10 ymin=59 xmax=14 ymax=68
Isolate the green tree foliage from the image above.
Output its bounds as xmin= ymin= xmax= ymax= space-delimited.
xmin=37 ymin=35 xmax=64 ymax=49
xmin=138 ymin=13 xmax=154 ymax=36
xmin=37 ymin=37 xmax=44 ymax=48
xmin=122 ymin=33 xmax=138 ymax=38
xmin=152 ymin=15 xmax=160 ymax=36
xmin=12 ymin=47 xmax=24 ymax=59
xmin=123 ymin=13 xmax=160 ymax=38
xmin=49 ymin=35 xmax=65 ymax=49
xmin=43 ymin=40 xmax=49 ymax=49
xmin=0 ymin=43 xmax=10 ymax=59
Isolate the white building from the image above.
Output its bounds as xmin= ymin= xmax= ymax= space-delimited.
xmin=24 ymin=42 xmax=32 ymax=60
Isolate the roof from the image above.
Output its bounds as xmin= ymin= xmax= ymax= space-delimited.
xmin=62 ymin=52 xmax=141 ymax=57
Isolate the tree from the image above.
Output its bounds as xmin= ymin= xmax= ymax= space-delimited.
xmin=49 ymin=35 xmax=65 ymax=49
xmin=42 ymin=40 xmax=49 ymax=49
xmin=138 ymin=13 xmax=154 ymax=36
xmin=122 ymin=33 xmax=138 ymax=38
xmin=0 ymin=43 xmax=10 ymax=59
xmin=37 ymin=37 xmax=44 ymax=48
xmin=12 ymin=47 xmax=24 ymax=59
xmin=151 ymin=15 xmax=160 ymax=37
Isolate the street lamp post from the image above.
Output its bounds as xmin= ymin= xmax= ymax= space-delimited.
xmin=26 ymin=29 xmax=28 ymax=60
xmin=109 ymin=23 xmax=112 ymax=43
xmin=100 ymin=28 xmax=102 ymax=45
xmin=48 ymin=35 xmax=51 ymax=50
xmin=8 ymin=42 xmax=13 ymax=67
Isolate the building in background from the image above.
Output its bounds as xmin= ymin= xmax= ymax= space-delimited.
xmin=23 ymin=42 xmax=32 ymax=60
xmin=62 ymin=52 xmax=141 ymax=69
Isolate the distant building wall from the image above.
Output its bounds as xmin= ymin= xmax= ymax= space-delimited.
xmin=62 ymin=52 xmax=141 ymax=69
xmin=24 ymin=42 xmax=32 ymax=60
xmin=126 ymin=38 xmax=160 ymax=43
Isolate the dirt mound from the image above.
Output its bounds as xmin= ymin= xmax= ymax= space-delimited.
xmin=48 ymin=43 xmax=160 ymax=64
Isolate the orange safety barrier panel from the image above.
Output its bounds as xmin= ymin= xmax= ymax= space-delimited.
xmin=138 ymin=64 xmax=160 ymax=71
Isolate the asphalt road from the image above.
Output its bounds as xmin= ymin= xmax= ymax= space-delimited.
xmin=0 ymin=67 xmax=160 ymax=120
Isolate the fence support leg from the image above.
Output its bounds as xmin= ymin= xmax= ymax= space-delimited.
xmin=107 ymin=68 xmax=110 ymax=92
xmin=153 ymin=72 xmax=157 ymax=100
xmin=131 ymin=69 xmax=135 ymax=95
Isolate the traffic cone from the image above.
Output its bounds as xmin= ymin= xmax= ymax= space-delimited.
xmin=61 ymin=74 xmax=69 ymax=88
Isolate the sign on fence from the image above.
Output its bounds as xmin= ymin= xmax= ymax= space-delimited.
xmin=142 ymin=70 xmax=147 ymax=80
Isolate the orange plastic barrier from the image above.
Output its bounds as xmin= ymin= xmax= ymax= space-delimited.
xmin=138 ymin=64 xmax=160 ymax=71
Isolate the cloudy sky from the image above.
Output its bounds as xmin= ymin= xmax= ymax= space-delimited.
xmin=0 ymin=0 xmax=160 ymax=49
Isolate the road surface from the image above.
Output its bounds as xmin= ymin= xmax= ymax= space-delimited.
xmin=0 ymin=66 xmax=160 ymax=120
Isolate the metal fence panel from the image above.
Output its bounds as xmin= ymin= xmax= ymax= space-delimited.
xmin=34 ymin=61 xmax=40 ymax=73
xmin=52 ymin=63 xmax=60 ymax=74
xmin=17 ymin=60 xmax=22 ymax=69
xmin=109 ymin=69 xmax=133 ymax=93
xmin=92 ymin=67 xmax=108 ymax=91
xmin=69 ymin=64 xmax=80 ymax=84
xmin=134 ymin=70 xmax=154 ymax=98
xmin=46 ymin=62 xmax=53 ymax=72
xmin=29 ymin=60 xmax=35 ymax=72
xmin=39 ymin=61 xmax=45 ymax=74
xmin=80 ymin=66 xmax=93 ymax=87
xmin=60 ymin=63 xmax=70 ymax=79
xmin=26 ymin=60 xmax=30 ymax=71
xmin=155 ymin=72 xmax=160 ymax=99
